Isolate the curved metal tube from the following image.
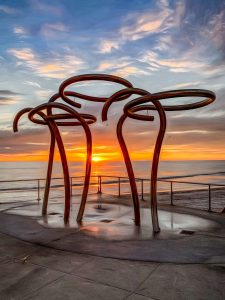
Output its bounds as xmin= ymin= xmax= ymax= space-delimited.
xmin=42 ymin=119 xmax=98 ymax=217
xmin=117 ymin=114 xmax=140 ymax=225
xmin=42 ymin=124 xmax=55 ymax=216
xmin=122 ymin=103 xmax=166 ymax=232
xmin=148 ymin=103 xmax=166 ymax=233
xmin=13 ymin=107 xmax=58 ymax=218
xmin=102 ymin=88 xmax=150 ymax=122
xmin=123 ymin=90 xmax=216 ymax=232
xmin=56 ymin=75 xmax=134 ymax=221
xmin=14 ymin=100 xmax=95 ymax=222
xmin=31 ymin=111 xmax=62 ymax=218
xmin=28 ymin=105 xmax=71 ymax=223
xmin=13 ymin=107 xmax=33 ymax=132
xmin=76 ymin=122 xmax=92 ymax=223
xmin=41 ymin=111 xmax=95 ymax=218
xmin=47 ymin=120 xmax=71 ymax=223
xmin=48 ymin=91 xmax=82 ymax=108
xmin=28 ymin=102 xmax=94 ymax=222
xmin=59 ymin=74 xmax=133 ymax=104
xmin=13 ymin=77 xmax=216 ymax=234
xmin=102 ymin=88 xmax=156 ymax=226
xmin=124 ymin=89 xmax=216 ymax=113
xmin=23 ymin=109 xmax=57 ymax=217
xmin=29 ymin=91 xmax=83 ymax=212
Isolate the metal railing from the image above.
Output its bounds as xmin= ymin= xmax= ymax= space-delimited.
xmin=95 ymin=175 xmax=225 ymax=213
xmin=0 ymin=174 xmax=225 ymax=213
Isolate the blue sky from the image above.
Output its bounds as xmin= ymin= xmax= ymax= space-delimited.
xmin=0 ymin=0 xmax=225 ymax=161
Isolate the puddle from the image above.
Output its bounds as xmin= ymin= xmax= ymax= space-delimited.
xmin=36 ymin=203 xmax=218 ymax=240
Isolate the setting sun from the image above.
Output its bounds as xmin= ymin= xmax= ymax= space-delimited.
xmin=92 ymin=156 xmax=103 ymax=162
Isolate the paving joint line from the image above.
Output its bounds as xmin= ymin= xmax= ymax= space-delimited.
xmin=123 ymin=263 xmax=161 ymax=299
xmin=20 ymin=274 xmax=65 ymax=300
xmin=17 ymin=259 xmax=136 ymax=294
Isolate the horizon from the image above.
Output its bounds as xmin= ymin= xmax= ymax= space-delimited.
xmin=1 ymin=160 xmax=225 ymax=184
xmin=0 ymin=0 xmax=225 ymax=162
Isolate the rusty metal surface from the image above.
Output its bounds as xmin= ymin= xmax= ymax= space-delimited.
xmin=13 ymin=102 xmax=96 ymax=223
xmin=102 ymin=88 xmax=153 ymax=226
xmin=57 ymin=74 xmax=134 ymax=222
xmin=124 ymin=89 xmax=216 ymax=113
xmin=12 ymin=74 xmax=134 ymax=224
xmin=102 ymin=88 xmax=165 ymax=231
xmin=13 ymin=74 xmax=216 ymax=234
xmin=59 ymin=73 xmax=133 ymax=104
xmin=103 ymin=88 xmax=215 ymax=233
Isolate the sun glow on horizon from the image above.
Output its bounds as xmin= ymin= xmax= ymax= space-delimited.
xmin=0 ymin=1 xmax=224 ymax=164
xmin=2 ymin=145 xmax=225 ymax=162
xmin=92 ymin=156 xmax=103 ymax=162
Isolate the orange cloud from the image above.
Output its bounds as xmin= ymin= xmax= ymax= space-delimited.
xmin=2 ymin=142 xmax=225 ymax=162
xmin=8 ymin=48 xmax=85 ymax=79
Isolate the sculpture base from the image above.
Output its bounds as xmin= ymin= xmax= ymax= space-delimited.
xmin=1 ymin=193 xmax=225 ymax=263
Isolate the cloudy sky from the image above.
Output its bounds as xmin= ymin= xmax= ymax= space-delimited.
xmin=0 ymin=0 xmax=225 ymax=162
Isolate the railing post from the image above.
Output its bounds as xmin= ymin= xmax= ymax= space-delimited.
xmin=70 ymin=177 xmax=73 ymax=197
xmin=170 ymin=181 xmax=173 ymax=206
xmin=97 ymin=175 xmax=102 ymax=194
xmin=118 ymin=177 xmax=121 ymax=197
xmin=37 ymin=179 xmax=41 ymax=201
xmin=208 ymin=184 xmax=212 ymax=212
xmin=141 ymin=179 xmax=144 ymax=201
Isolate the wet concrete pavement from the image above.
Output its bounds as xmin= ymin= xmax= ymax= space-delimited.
xmin=0 ymin=193 xmax=225 ymax=299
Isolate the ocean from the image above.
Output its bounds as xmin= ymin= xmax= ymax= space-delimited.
xmin=1 ymin=160 xmax=225 ymax=182
xmin=0 ymin=160 xmax=225 ymax=212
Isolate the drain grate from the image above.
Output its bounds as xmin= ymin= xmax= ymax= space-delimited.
xmin=95 ymin=205 xmax=107 ymax=211
xmin=180 ymin=230 xmax=195 ymax=235
xmin=100 ymin=219 xmax=113 ymax=223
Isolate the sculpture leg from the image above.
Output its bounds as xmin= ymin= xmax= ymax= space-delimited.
xmin=77 ymin=126 xmax=92 ymax=222
xmin=49 ymin=121 xmax=71 ymax=223
xmin=150 ymin=102 xmax=166 ymax=233
xmin=42 ymin=129 xmax=55 ymax=215
xmin=117 ymin=114 xmax=140 ymax=226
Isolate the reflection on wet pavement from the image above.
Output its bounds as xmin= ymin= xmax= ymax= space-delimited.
xmin=0 ymin=193 xmax=219 ymax=241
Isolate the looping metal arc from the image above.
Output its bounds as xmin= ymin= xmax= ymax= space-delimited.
xmin=12 ymin=74 xmax=135 ymax=225
xmin=102 ymin=87 xmax=166 ymax=231
xmin=59 ymin=74 xmax=133 ymax=104
xmin=13 ymin=101 xmax=96 ymax=223
xmin=13 ymin=74 xmax=216 ymax=233
xmin=103 ymin=88 xmax=215 ymax=233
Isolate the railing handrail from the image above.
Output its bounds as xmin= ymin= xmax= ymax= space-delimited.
xmin=0 ymin=174 xmax=225 ymax=188
xmin=1 ymin=173 xmax=224 ymax=213
xmin=90 ymin=175 xmax=225 ymax=188
xmin=0 ymin=176 xmax=86 ymax=183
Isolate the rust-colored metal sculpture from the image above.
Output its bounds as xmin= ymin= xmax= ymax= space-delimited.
xmin=103 ymin=88 xmax=215 ymax=232
xmin=58 ymin=74 xmax=134 ymax=222
xmin=13 ymin=74 xmax=134 ymax=224
xmin=102 ymin=88 xmax=166 ymax=230
xmin=13 ymin=101 xmax=96 ymax=223
xmin=58 ymin=74 xmax=133 ymax=104
xmin=13 ymin=72 xmax=216 ymax=233
xmin=45 ymin=93 xmax=96 ymax=223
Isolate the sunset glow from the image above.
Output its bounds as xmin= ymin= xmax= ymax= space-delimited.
xmin=92 ymin=156 xmax=104 ymax=163
xmin=0 ymin=0 xmax=225 ymax=162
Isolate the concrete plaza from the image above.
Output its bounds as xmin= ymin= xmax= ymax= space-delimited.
xmin=0 ymin=192 xmax=225 ymax=299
